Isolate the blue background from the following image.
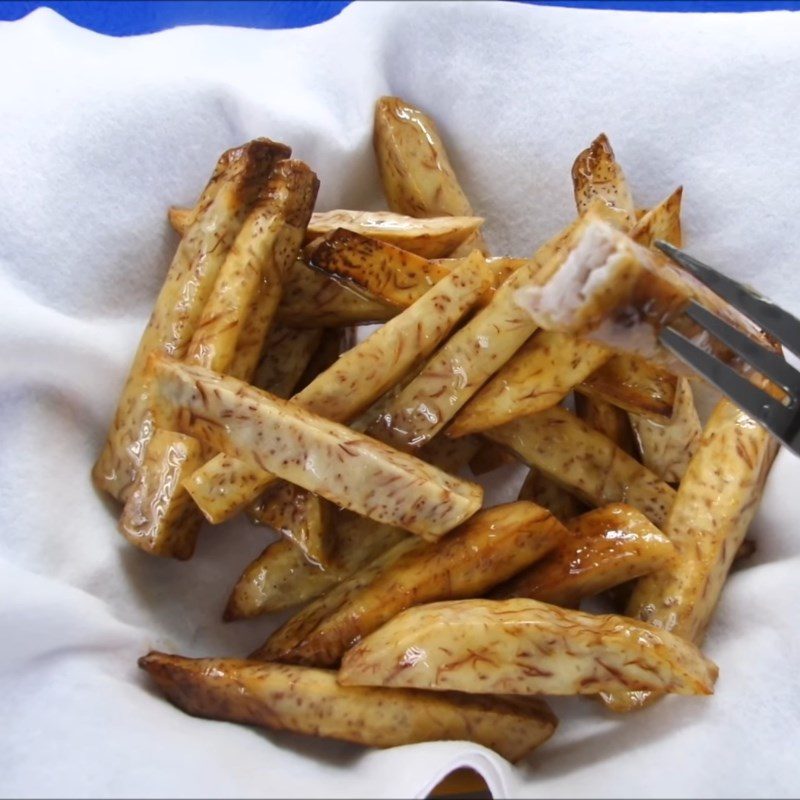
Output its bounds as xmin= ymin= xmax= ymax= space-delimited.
xmin=1 ymin=1 xmax=799 ymax=36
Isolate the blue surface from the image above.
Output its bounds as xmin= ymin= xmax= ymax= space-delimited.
xmin=1 ymin=0 xmax=799 ymax=36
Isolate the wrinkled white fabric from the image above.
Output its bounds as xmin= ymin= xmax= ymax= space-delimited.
xmin=1 ymin=2 xmax=799 ymax=797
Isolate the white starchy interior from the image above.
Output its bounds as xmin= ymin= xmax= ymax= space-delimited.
xmin=2 ymin=3 xmax=800 ymax=799
xmin=514 ymin=221 xmax=623 ymax=330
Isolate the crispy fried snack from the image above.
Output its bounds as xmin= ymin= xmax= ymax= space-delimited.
xmin=448 ymin=331 xmax=611 ymax=436
xmin=151 ymin=357 xmax=483 ymax=539
xmin=338 ymin=597 xmax=718 ymax=697
xmin=493 ymin=504 xmax=675 ymax=606
xmin=170 ymin=206 xmax=485 ymax=259
xmin=183 ymin=253 xmax=491 ymax=523
xmin=139 ymin=652 xmax=557 ymax=761
xmin=373 ymin=95 xmax=488 ymax=256
xmin=93 ymin=139 xmax=290 ymax=503
xmin=254 ymin=502 xmax=566 ymax=666
xmin=485 ymin=406 xmax=676 ymax=528
xmin=602 ymin=399 xmax=777 ymax=711
xmin=224 ymin=436 xmax=482 ymax=620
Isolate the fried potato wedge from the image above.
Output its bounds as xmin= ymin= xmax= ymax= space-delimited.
xmin=306 ymin=209 xmax=484 ymax=258
xmin=630 ymin=377 xmax=702 ymax=483
xmin=629 ymin=187 xmax=683 ymax=250
xmin=171 ymin=206 xmax=485 ymax=259
xmin=152 ymin=358 xmax=482 ymax=539
xmin=224 ymin=437 xmax=481 ymax=620
xmin=517 ymin=467 xmax=585 ymax=523
xmin=373 ymin=95 xmax=488 ymax=255
xmin=93 ymin=139 xmax=290 ymax=502
xmin=307 ymin=228 xmax=452 ymax=309
xmin=187 ymin=160 xmax=319 ymax=375
xmin=517 ymin=216 xmax=770 ymax=374
xmin=449 ymin=331 xmax=611 ymax=437
xmin=574 ymin=393 xmax=637 ymax=455
xmin=250 ymin=482 xmax=332 ymax=566
xmin=167 ymin=205 xmax=194 ymax=237
xmin=278 ymin=258 xmax=396 ymax=328
xmin=485 ymin=407 xmax=676 ymax=527
xmin=572 ymin=180 xmax=683 ymax=424
xmin=578 ymin=354 xmax=678 ymax=423
xmin=516 ymin=217 xmax=690 ymax=364
xmin=255 ymin=502 xmax=566 ymax=667
xmin=602 ymin=398 xmax=776 ymax=712
xmin=118 ymin=431 xmax=205 ymax=559
xmin=133 ymin=160 xmax=318 ymax=553
xmin=338 ymin=597 xmax=718 ymax=697
xmin=183 ymin=453 xmax=275 ymax=525
xmin=184 ymin=253 xmax=491 ymax=522
xmin=256 ymin=500 xmax=330 ymax=562
xmin=365 ymin=224 xmax=583 ymax=451
xmin=252 ymin=324 xmax=323 ymax=396
xmin=494 ymin=504 xmax=675 ymax=606
xmin=436 ymin=256 xmax=529 ymax=293
xmin=139 ymin=653 xmax=557 ymax=761
xmin=225 ymin=514 xmax=409 ymax=620
xmin=252 ymin=534 xmax=423 ymax=660
xmin=295 ymin=252 xmax=491 ymax=420
xmin=572 ymin=133 xmax=636 ymax=228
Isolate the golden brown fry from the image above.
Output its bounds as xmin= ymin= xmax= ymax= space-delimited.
xmin=602 ymin=399 xmax=776 ymax=712
xmin=247 ymin=327 xmax=348 ymax=550
xmin=630 ymin=187 xmax=683 ymax=249
xmin=117 ymin=431 xmax=205 ymax=559
xmin=294 ymin=252 xmax=490 ymax=420
xmin=185 ymin=254 xmax=491 ymax=524
xmin=630 ymin=377 xmax=702 ymax=483
xmin=493 ymin=504 xmax=675 ymax=606
xmin=517 ymin=467 xmax=585 ymax=523
xmin=255 ymin=502 xmax=566 ymax=667
xmin=373 ymin=96 xmax=488 ymax=254
xmin=93 ymin=139 xmax=290 ymax=503
xmin=574 ymin=392 xmax=638 ymax=455
xmin=278 ymin=258 xmax=396 ymax=328
xmin=225 ymin=514 xmax=409 ymax=620
xmin=627 ymin=188 xmax=700 ymax=484
xmin=152 ymin=357 xmax=483 ymax=539
xmin=250 ymin=482 xmax=333 ymax=566
xmin=338 ymin=597 xmax=718 ymax=697
xmin=224 ymin=437 xmax=481 ymax=620
xmin=171 ymin=206 xmax=485 ymax=259
xmin=182 ymin=453 xmax=275 ymax=525
xmin=307 ymin=228 xmax=452 ymax=308
xmin=365 ymin=228 xmax=581 ymax=451
xmin=167 ymin=205 xmax=194 ymax=236
xmin=516 ymin=217 xmax=691 ymax=365
xmin=187 ymin=160 xmax=319 ymax=375
xmin=139 ymin=653 xmax=557 ymax=761
xmin=572 ymin=133 xmax=636 ymax=227
xmin=485 ymin=406 xmax=676 ymax=527
xmin=449 ymin=331 xmax=611 ymax=436
xmin=132 ymin=160 xmax=318 ymax=554
xmin=435 ymin=256 xmax=529 ymax=292
xmin=578 ymin=354 xmax=678 ymax=423
xmin=306 ymin=209 xmax=485 ymax=258
xmin=517 ymin=216 xmax=770 ymax=375
xmin=251 ymin=324 xmax=323 ymax=396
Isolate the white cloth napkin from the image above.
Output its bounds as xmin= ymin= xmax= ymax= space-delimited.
xmin=2 ymin=2 xmax=800 ymax=797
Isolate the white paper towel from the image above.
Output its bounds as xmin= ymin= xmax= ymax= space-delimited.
xmin=1 ymin=2 xmax=800 ymax=797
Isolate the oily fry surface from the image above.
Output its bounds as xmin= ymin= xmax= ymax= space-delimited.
xmin=338 ymin=597 xmax=719 ymax=697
